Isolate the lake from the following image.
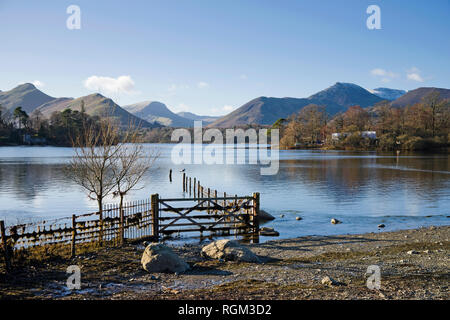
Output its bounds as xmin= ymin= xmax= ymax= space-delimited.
xmin=0 ymin=144 xmax=449 ymax=242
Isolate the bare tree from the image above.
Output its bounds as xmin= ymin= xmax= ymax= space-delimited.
xmin=111 ymin=126 xmax=158 ymax=218
xmin=67 ymin=116 xmax=158 ymax=245
xmin=67 ymin=119 xmax=120 ymax=214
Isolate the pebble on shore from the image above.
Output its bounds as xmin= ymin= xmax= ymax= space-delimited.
xmin=321 ymin=276 xmax=342 ymax=286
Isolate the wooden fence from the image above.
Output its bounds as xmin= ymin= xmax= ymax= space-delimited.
xmin=176 ymin=173 xmax=260 ymax=238
xmin=0 ymin=174 xmax=260 ymax=272
xmin=0 ymin=199 xmax=154 ymax=272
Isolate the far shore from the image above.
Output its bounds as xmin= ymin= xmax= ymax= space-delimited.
xmin=1 ymin=225 xmax=448 ymax=300
xmin=2 ymin=142 xmax=449 ymax=154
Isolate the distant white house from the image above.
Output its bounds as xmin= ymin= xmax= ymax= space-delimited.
xmin=331 ymin=132 xmax=350 ymax=141
xmin=361 ymin=131 xmax=377 ymax=139
xmin=331 ymin=131 xmax=376 ymax=141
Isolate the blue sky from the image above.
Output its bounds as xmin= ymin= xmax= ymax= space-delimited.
xmin=0 ymin=0 xmax=449 ymax=115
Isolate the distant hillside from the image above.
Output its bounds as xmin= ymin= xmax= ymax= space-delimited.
xmin=371 ymin=88 xmax=406 ymax=101
xmin=209 ymin=82 xmax=384 ymax=127
xmin=36 ymin=94 xmax=157 ymax=128
xmin=177 ymin=111 xmax=219 ymax=123
xmin=391 ymin=87 xmax=450 ymax=108
xmin=0 ymin=83 xmax=56 ymax=113
xmin=208 ymin=97 xmax=312 ymax=127
xmin=307 ymin=82 xmax=384 ymax=113
xmin=35 ymin=97 xmax=75 ymax=113
xmin=123 ymin=101 xmax=193 ymax=127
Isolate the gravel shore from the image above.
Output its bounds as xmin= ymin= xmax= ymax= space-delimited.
xmin=1 ymin=225 xmax=449 ymax=300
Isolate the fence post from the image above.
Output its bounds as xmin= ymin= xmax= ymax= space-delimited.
xmin=120 ymin=203 xmax=125 ymax=246
xmin=253 ymin=192 xmax=260 ymax=237
xmin=182 ymin=173 xmax=186 ymax=192
xmin=207 ymin=188 xmax=211 ymax=214
xmin=151 ymin=194 xmax=159 ymax=241
xmin=193 ymin=178 xmax=196 ymax=198
xmin=71 ymin=215 xmax=76 ymax=258
xmin=99 ymin=210 xmax=103 ymax=247
xmin=200 ymin=186 xmax=204 ymax=206
xmin=223 ymin=192 xmax=227 ymax=215
xmin=214 ymin=190 xmax=218 ymax=214
xmin=0 ymin=221 xmax=11 ymax=272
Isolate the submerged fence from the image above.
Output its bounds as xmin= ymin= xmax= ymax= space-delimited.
xmin=1 ymin=174 xmax=260 ymax=272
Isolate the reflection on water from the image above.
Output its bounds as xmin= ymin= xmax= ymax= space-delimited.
xmin=0 ymin=145 xmax=448 ymax=240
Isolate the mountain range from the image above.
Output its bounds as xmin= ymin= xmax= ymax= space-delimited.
xmin=35 ymin=93 xmax=157 ymax=128
xmin=176 ymin=111 xmax=219 ymax=123
xmin=123 ymin=101 xmax=194 ymax=127
xmin=209 ymin=82 xmax=389 ymax=127
xmin=1 ymin=82 xmax=448 ymax=129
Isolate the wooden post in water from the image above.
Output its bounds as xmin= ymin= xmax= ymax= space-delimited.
xmin=189 ymin=177 xmax=192 ymax=196
xmin=182 ymin=173 xmax=186 ymax=192
xmin=253 ymin=192 xmax=260 ymax=242
xmin=207 ymin=188 xmax=211 ymax=214
xmin=224 ymin=192 xmax=227 ymax=215
xmin=0 ymin=221 xmax=11 ymax=272
xmin=151 ymin=194 xmax=159 ymax=241
xmin=71 ymin=215 xmax=77 ymax=258
xmin=193 ymin=178 xmax=196 ymax=198
xmin=200 ymin=186 xmax=204 ymax=206
xmin=214 ymin=190 xmax=218 ymax=214
xmin=169 ymin=169 xmax=172 ymax=182
xmin=197 ymin=181 xmax=200 ymax=201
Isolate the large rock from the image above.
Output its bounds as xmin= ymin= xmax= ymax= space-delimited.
xmin=141 ymin=243 xmax=189 ymax=273
xmin=258 ymin=210 xmax=275 ymax=221
xmin=259 ymin=227 xmax=280 ymax=237
xmin=201 ymin=239 xmax=260 ymax=263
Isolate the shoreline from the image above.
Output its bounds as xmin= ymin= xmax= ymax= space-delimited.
xmin=0 ymin=225 xmax=448 ymax=300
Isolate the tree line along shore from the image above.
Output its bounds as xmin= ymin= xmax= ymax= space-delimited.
xmin=278 ymin=92 xmax=449 ymax=151
xmin=1 ymin=91 xmax=449 ymax=151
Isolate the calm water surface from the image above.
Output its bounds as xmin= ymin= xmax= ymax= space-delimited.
xmin=0 ymin=144 xmax=448 ymax=242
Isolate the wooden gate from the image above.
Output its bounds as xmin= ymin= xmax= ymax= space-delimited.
xmin=152 ymin=193 xmax=260 ymax=239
